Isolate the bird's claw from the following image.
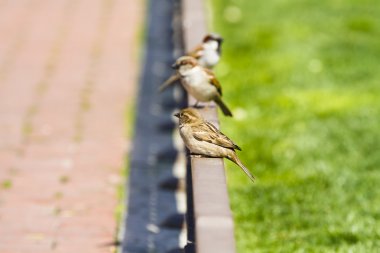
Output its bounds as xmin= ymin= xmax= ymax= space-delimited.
xmin=190 ymin=153 xmax=203 ymax=158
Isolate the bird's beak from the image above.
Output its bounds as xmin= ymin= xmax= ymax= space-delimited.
xmin=218 ymin=38 xmax=224 ymax=43
xmin=171 ymin=63 xmax=179 ymax=69
xmin=174 ymin=112 xmax=180 ymax=118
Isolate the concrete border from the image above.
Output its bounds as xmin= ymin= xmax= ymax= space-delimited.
xmin=181 ymin=0 xmax=237 ymax=252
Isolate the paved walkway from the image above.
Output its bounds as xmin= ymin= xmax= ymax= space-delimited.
xmin=0 ymin=0 xmax=142 ymax=252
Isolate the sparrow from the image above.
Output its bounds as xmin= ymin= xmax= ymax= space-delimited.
xmin=187 ymin=33 xmax=223 ymax=69
xmin=171 ymin=56 xmax=233 ymax=117
xmin=158 ymin=33 xmax=223 ymax=92
xmin=174 ymin=108 xmax=255 ymax=182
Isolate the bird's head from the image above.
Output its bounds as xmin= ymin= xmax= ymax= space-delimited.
xmin=203 ymin=33 xmax=223 ymax=44
xmin=203 ymin=33 xmax=223 ymax=51
xmin=174 ymin=108 xmax=203 ymax=124
xmin=171 ymin=56 xmax=198 ymax=75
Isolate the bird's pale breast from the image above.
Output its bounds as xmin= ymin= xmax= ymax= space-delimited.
xmin=199 ymin=49 xmax=220 ymax=68
xmin=182 ymin=69 xmax=217 ymax=101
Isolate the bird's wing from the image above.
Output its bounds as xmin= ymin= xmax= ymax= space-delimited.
xmin=192 ymin=121 xmax=241 ymax=150
xmin=204 ymin=68 xmax=222 ymax=95
xmin=187 ymin=44 xmax=203 ymax=59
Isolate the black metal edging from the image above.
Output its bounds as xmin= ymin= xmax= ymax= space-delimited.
xmin=121 ymin=0 xmax=187 ymax=252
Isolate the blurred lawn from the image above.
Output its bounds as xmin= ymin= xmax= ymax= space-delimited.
xmin=209 ymin=0 xmax=380 ymax=252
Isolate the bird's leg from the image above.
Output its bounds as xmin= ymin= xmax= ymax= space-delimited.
xmin=192 ymin=101 xmax=200 ymax=108
xmin=190 ymin=154 xmax=203 ymax=158
xmin=192 ymin=101 xmax=206 ymax=109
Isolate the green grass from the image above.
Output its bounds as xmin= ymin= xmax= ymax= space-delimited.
xmin=209 ymin=0 xmax=380 ymax=252
xmin=1 ymin=179 xmax=12 ymax=190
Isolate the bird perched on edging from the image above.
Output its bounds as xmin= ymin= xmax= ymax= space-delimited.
xmin=170 ymin=56 xmax=233 ymax=117
xmin=187 ymin=33 xmax=223 ymax=69
xmin=174 ymin=108 xmax=255 ymax=182
xmin=159 ymin=33 xmax=223 ymax=92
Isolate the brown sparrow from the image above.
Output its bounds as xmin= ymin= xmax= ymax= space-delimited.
xmin=158 ymin=33 xmax=223 ymax=92
xmin=187 ymin=33 xmax=223 ymax=69
xmin=175 ymin=108 xmax=255 ymax=182
xmin=172 ymin=56 xmax=232 ymax=117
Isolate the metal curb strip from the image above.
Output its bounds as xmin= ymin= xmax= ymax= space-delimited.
xmin=121 ymin=0 xmax=187 ymax=252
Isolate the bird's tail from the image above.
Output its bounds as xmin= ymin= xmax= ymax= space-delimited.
xmin=229 ymin=152 xmax=255 ymax=183
xmin=158 ymin=74 xmax=180 ymax=92
xmin=214 ymin=96 xmax=233 ymax=117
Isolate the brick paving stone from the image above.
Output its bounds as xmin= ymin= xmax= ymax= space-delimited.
xmin=0 ymin=0 xmax=65 ymax=151
xmin=0 ymin=0 xmax=143 ymax=252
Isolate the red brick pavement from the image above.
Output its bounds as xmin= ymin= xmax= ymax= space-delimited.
xmin=0 ymin=0 xmax=143 ymax=252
